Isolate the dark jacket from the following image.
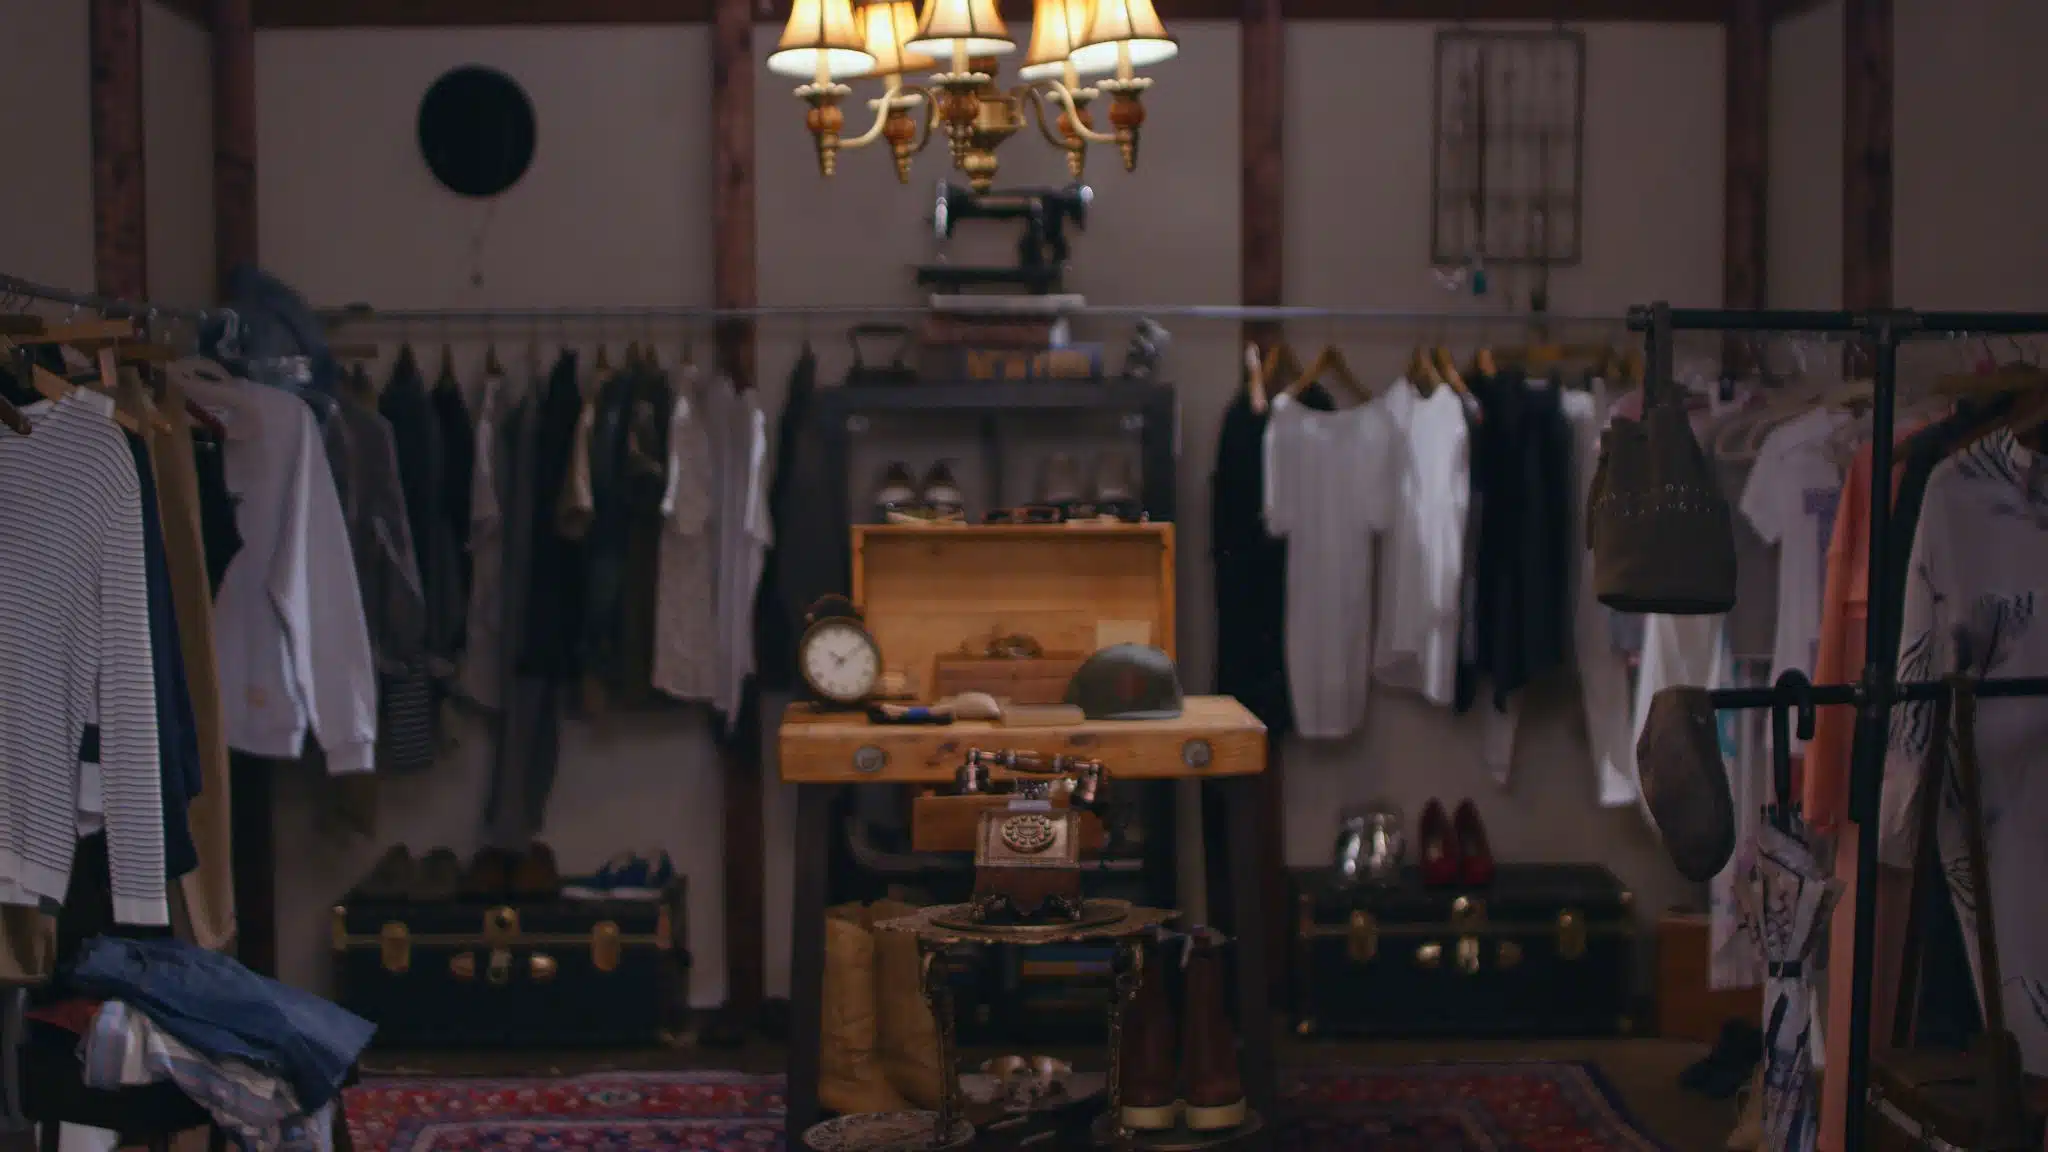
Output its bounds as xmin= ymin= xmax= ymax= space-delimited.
xmin=380 ymin=350 xmax=464 ymax=679
xmin=754 ymin=348 xmax=846 ymax=692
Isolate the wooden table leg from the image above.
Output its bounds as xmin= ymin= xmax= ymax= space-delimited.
xmin=786 ymin=783 xmax=837 ymax=1141
xmin=1223 ymin=774 xmax=1276 ymax=1121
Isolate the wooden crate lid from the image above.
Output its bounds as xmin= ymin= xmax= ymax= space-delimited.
xmin=851 ymin=523 xmax=1176 ymax=701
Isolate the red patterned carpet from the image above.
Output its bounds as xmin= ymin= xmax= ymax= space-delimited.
xmin=343 ymin=1063 xmax=1666 ymax=1151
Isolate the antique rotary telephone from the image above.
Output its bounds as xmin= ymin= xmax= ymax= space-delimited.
xmin=952 ymin=748 xmax=1118 ymax=926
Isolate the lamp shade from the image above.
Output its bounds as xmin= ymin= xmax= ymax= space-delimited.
xmin=852 ymin=1 xmax=936 ymax=78
xmin=905 ymin=0 xmax=1015 ymax=58
xmin=1019 ymin=0 xmax=1108 ymax=81
xmin=767 ymin=0 xmax=876 ymax=79
xmin=1068 ymin=0 xmax=1176 ymax=73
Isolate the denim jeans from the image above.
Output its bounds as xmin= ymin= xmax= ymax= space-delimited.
xmin=67 ymin=937 xmax=372 ymax=1111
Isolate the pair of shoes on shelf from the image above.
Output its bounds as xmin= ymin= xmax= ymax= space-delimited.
xmin=1417 ymin=799 xmax=1496 ymax=888
xmin=876 ymin=461 xmax=965 ymax=524
xmin=1040 ymin=451 xmax=1135 ymax=506
xmin=1682 ymin=1018 xmax=1763 ymax=1100
xmin=1118 ymin=928 xmax=1248 ymax=1134
xmin=351 ymin=842 xmax=562 ymax=902
xmin=463 ymin=843 xmax=564 ymax=900
xmin=561 ymin=850 xmax=677 ymax=901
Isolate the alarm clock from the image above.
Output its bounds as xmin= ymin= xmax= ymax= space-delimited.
xmin=798 ymin=596 xmax=883 ymax=708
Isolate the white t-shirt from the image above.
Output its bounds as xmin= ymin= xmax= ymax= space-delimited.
xmin=1372 ymin=378 xmax=1470 ymax=706
xmin=1879 ymin=429 xmax=2048 ymax=1074
xmin=1262 ymin=393 xmax=1393 ymax=740
xmin=1739 ymin=408 xmax=1849 ymax=690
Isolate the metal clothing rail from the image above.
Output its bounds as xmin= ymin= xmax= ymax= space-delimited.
xmin=1628 ymin=300 xmax=2048 ymax=1152
xmin=320 ymin=302 xmax=1629 ymax=325
xmin=0 ymin=272 xmax=226 ymax=325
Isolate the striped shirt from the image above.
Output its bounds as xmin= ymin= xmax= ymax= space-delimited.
xmin=0 ymin=390 xmax=167 ymax=926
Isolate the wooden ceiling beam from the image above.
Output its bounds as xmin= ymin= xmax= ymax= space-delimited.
xmin=254 ymin=0 xmax=1731 ymax=29
xmin=1768 ymin=0 xmax=1830 ymax=22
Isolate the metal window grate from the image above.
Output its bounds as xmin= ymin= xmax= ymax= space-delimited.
xmin=1431 ymin=27 xmax=1587 ymax=269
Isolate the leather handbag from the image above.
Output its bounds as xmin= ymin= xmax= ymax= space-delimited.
xmin=1869 ymin=677 xmax=2042 ymax=1152
xmin=1587 ymin=391 xmax=1736 ymax=615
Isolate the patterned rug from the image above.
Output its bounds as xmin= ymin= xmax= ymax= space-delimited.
xmin=343 ymin=1063 xmax=1666 ymax=1151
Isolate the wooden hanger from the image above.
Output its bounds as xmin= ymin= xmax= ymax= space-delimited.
xmin=1242 ymin=342 xmax=1267 ymax=413
xmin=1260 ymin=342 xmax=1301 ymax=395
xmin=594 ymin=343 xmax=613 ymax=375
xmin=485 ymin=342 xmax=505 ymax=377
xmin=330 ymin=342 xmax=380 ymax=363
xmin=1470 ymin=345 xmax=1498 ymax=378
xmin=1407 ymin=346 xmax=1444 ymax=394
xmin=15 ymin=318 xmax=135 ymax=346
xmin=1292 ymin=343 xmax=1368 ymax=401
xmin=1433 ymin=346 xmax=1470 ymax=398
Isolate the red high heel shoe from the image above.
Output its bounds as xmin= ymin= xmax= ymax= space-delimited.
xmin=1454 ymin=800 xmax=1496 ymax=887
xmin=1418 ymin=800 xmax=1461 ymax=887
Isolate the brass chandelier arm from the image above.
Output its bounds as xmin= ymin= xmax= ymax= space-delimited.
xmin=1020 ymin=84 xmax=1078 ymax=153
xmin=837 ymin=81 xmax=934 ymax=152
xmin=1029 ymin=80 xmax=1119 ymax=146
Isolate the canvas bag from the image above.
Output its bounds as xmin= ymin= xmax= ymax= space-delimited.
xmin=1870 ymin=677 xmax=2041 ymax=1152
xmin=1587 ymin=389 xmax=1737 ymax=614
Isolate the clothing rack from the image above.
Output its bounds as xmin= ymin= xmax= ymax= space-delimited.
xmin=1630 ymin=300 xmax=2048 ymax=1152
xmin=320 ymin=303 xmax=1628 ymax=324
xmin=0 ymin=272 xmax=227 ymax=326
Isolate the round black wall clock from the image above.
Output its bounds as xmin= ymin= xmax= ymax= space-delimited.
xmin=416 ymin=65 xmax=537 ymax=199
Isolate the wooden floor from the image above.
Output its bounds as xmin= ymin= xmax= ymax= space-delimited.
xmin=357 ymin=1032 xmax=1739 ymax=1152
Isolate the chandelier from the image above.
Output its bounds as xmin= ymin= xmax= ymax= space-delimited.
xmin=767 ymin=0 xmax=1177 ymax=193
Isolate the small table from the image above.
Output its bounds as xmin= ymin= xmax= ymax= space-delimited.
xmin=777 ymin=696 xmax=1273 ymax=1138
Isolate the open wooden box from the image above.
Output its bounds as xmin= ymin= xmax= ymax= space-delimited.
xmin=851 ymin=522 xmax=1176 ymax=704
xmin=779 ymin=521 xmax=1262 ymax=792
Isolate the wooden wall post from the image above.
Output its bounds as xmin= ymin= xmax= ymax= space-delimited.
xmin=212 ymin=0 xmax=260 ymax=296
xmin=710 ymin=0 xmax=765 ymax=1026
xmin=1237 ymin=0 xmax=1291 ymax=1003
xmin=89 ymin=0 xmax=149 ymax=301
xmin=1842 ymin=0 xmax=1891 ymax=311
xmin=1724 ymin=0 xmax=1768 ymax=315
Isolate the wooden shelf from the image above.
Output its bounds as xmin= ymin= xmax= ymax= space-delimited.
xmin=777 ymin=695 xmax=1267 ymax=784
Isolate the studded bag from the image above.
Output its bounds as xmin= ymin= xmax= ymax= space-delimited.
xmin=1587 ymin=393 xmax=1736 ymax=615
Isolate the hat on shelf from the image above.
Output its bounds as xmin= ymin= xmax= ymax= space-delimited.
xmin=1065 ymin=644 xmax=1183 ymax=721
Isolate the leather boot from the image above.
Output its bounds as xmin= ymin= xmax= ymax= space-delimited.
xmin=1180 ymin=929 xmax=1248 ymax=1132
xmin=870 ymin=899 xmax=946 ymax=1109
xmin=820 ymin=904 xmax=914 ymax=1115
xmin=1117 ymin=931 xmax=1181 ymax=1131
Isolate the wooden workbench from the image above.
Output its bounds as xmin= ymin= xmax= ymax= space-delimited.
xmin=778 ymin=696 xmax=1274 ymax=1138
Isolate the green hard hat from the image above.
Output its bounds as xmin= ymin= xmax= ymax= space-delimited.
xmin=1065 ymin=644 xmax=1184 ymax=721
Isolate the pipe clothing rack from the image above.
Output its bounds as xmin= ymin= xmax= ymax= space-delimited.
xmin=321 ymin=303 xmax=1629 ymax=325
xmin=1630 ymin=300 xmax=2048 ymax=1152
xmin=0 ymin=272 xmax=227 ymax=325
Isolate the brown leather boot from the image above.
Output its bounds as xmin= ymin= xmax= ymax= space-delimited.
xmin=1117 ymin=931 xmax=1181 ymax=1131
xmin=1180 ymin=929 xmax=1247 ymax=1131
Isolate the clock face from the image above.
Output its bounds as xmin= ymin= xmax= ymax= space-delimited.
xmin=801 ymin=619 xmax=881 ymax=704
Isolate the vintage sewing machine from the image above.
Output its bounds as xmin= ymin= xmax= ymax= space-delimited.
xmin=919 ymin=182 xmax=1092 ymax=294
xmin=952 ymin=748 xmax=1108 ymax=925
